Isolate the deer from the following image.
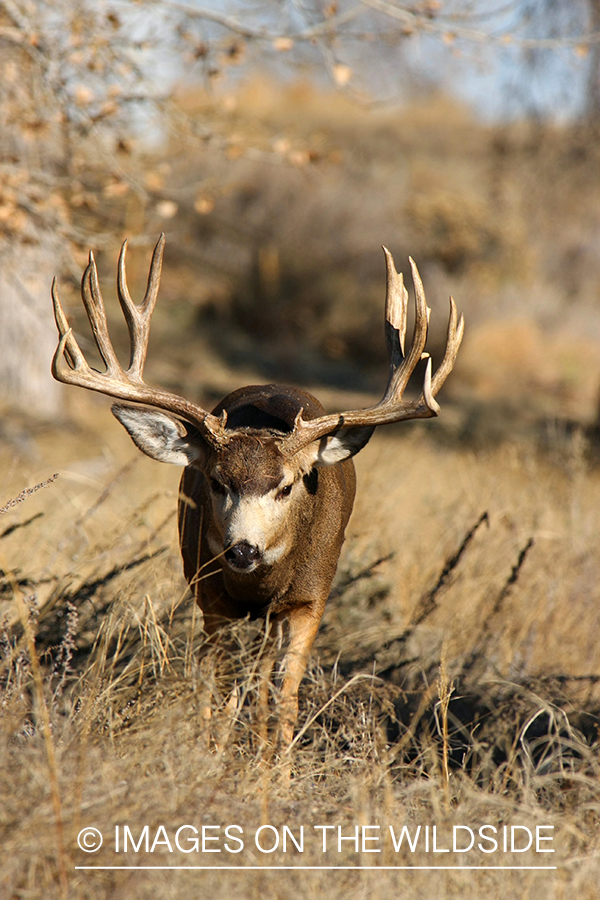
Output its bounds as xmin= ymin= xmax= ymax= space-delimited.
xmin=50 ymin=234 xmax=464 ymax=747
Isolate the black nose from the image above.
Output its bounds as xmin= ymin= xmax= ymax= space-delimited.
xmin=225 ymin=541 xmax=262 ymax=570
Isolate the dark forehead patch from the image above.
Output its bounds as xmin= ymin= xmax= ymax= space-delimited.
xmin=213 ymin=384 xmax=327 ymax=431
xmin=214 ymin=436 xmax=285 ymax=495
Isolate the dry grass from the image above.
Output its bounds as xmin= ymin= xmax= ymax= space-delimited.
xmin=1 ymin=396 xmax=600 ymax=898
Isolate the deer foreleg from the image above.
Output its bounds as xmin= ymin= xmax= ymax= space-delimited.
xmin=278 ymin=607 xmax=322 ymax=749
xmin=256 ymin=617 xmax=284 ymax=750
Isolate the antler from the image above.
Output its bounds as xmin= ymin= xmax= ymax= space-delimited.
xmin=51 ymin=234 xmax=229 ymax=445
xmin=278 ymin=249 xmax=464 ymax=457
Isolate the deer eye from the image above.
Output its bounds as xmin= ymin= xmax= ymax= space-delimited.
xmin=276 ymin=483 xmax=293 ymax=501
xmin=209 ymin=477 xmax=226 ymax=496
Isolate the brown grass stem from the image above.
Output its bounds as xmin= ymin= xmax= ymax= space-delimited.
xmin=0 ymin=474 xmax=59 ymax=516
xmin=436 ymin=651 xmax=454 ymax=811
xmin=285 ymin=672 xmax=382 ymax=754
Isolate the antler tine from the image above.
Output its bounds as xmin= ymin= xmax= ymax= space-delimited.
xmin=51 ymin=278 xmax=93 ymax=379
xmin=117 ymin=233 xmax=165 ymax=381
xmin=81 ymin=252 xmax=123 ymax=377
xmin=382 ymin=246 xmax=408 ymax=367
xmin=430 ymin=296 xmax=465 ymax=396
xmin=382 ymin=257 xmax=430 ymax=403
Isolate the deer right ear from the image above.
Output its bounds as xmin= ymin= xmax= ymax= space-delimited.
xmin=296 ymin=425 xmax=375 ymax=469
xmin=111 ymin=404 xmax=206 ymax=466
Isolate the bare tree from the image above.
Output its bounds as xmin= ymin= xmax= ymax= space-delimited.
xmin=0 ymin=0 xmax=155 ymax=414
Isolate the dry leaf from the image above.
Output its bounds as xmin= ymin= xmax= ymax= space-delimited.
xmin=273 ymin=37 xmax=294 ymax=52
xmin=225 ymin=144 xmax=243 ymax=160
xmin=156 ymin=200 xmax=178 ymax=219
xmin=74 ymin=85 xmax=94 ymax=105
xmin=194 ymin=195 xmax=215 ymax=215
xmin=103 ymin=180 xmax=129 ymax=198
xmin=272 ymin=137 xmax=291 ymax=155
xmin=145 ymin=171 xmax=165 ymax=191
xmin=333 ymin=63 xmax=352 ymax=87
xmin=289 ymin=149 xmax=310 ymax=167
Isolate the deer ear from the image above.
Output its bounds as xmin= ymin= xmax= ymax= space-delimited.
xmin=301 ymin=426 xmax=375 ymax=468
xmin=111 ymin=404 xmax=206 ymax=466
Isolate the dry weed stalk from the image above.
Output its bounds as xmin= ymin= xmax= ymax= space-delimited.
xmin=286 ymin=671 xmax=384 ymax=754
xmin=0 ymin=473 xmax=59 ymax=516
xmin=410 ymin=511 xmax=489 ymax=626
xmin=436 ymin=651 xmax=455 ymax=810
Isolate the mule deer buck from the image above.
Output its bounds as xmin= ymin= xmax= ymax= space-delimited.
xmin=51 ymin=235 xmax=463 ymax=746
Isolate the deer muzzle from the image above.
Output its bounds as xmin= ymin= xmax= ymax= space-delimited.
xmin=224 ymin=540 xmax=262 ymax=572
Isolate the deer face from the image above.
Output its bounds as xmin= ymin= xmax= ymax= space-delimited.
xmin=111 ymin=406 xmax=322 ymax=574
xmin=205 ymin=435 xmax=308 ymax=573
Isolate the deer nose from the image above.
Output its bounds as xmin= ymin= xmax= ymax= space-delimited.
xmin=225 ymin=541 xmax=262 ymax=570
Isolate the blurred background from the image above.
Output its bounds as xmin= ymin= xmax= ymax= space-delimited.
xmin=2 ymin=0 xmax=600 ymax=440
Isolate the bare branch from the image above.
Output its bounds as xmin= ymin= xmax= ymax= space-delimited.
xmin=0 ymin=474 xmax=59 ymax=516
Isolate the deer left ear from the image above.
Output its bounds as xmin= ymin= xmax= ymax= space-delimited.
xmin=111 ymin=404 xmax=206 ymax=466
xmin=302 ymin=426 xmax=375 ymax=467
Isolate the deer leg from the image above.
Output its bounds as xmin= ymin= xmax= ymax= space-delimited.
xmin=196 ymin=594 xmax=242 ymax=748
xmin=278 ymin=607 xmax=322 ymax=749
xmin=258 ymin=631 xmax=277 ymax=751
xmin=257 ymin=617 xmax=287 ymax=749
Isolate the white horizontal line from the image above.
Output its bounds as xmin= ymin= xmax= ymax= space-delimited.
xmin=76 ymin=865 xmax=558 ymax=871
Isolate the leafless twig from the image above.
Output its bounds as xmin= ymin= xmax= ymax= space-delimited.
xmin=0 ymin=474 xmax=59 ymax=516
